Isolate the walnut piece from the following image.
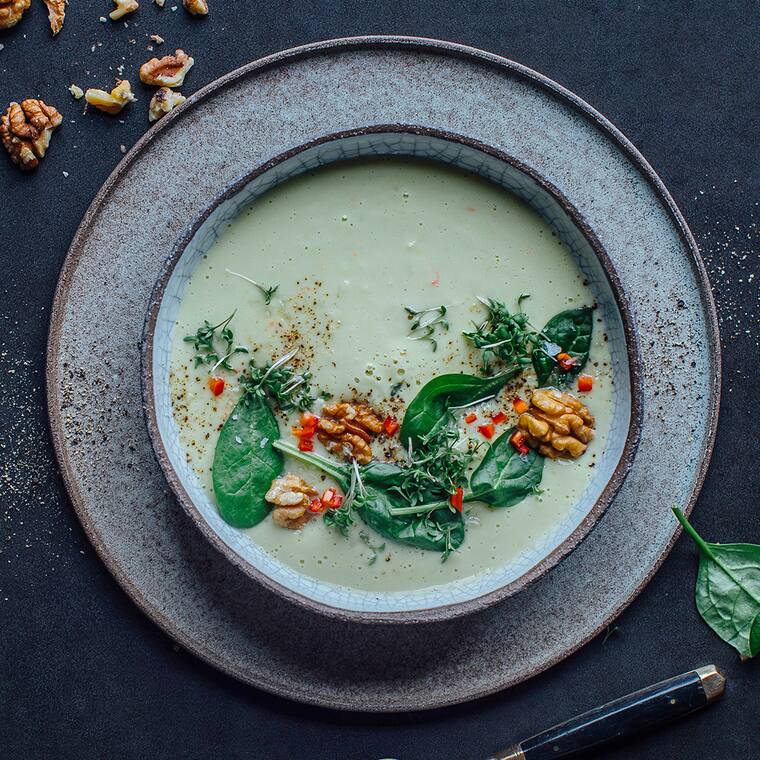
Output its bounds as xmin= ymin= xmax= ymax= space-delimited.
xmin=1 ymin=99 xmax=62 ymax=171
xmin=183 ymin=0 xmax=208 ymax=15
xmin=43 ymin=0 xmax=65 ymax=34
xmin=316 ymin=402 xmax=383 ymax=465
xmin=517 ymin=387 xmax=595 ymax=459
xmin=109 ymin=0 xmax=138 ymax=20
xmin=0 ymin=0 xmax=30 ymax=29
xmin=85 ymin=80 xmax=136 ymax=115
xmin=148 ymin=87 xmax=186 ymax=122
xmin=140 ymin=49 xmax=194 ymax=87
xmin=265 ymin=473 xmax=318 ymax=530
xmin=69 ymin=84 xmax=84 ymax=100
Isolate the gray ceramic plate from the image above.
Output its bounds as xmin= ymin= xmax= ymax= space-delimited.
xmin=46 ymin=37 xmax=719 ymax=711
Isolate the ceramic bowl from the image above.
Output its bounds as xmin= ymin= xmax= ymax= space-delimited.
xmin=143 ymin=126 xmax=642 ymax=622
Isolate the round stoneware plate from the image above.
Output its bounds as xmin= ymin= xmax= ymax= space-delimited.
xmin=143 ymin=126 xmax=641 ymax=621
xmin=47 ymin=37 xmax=719 ymax=711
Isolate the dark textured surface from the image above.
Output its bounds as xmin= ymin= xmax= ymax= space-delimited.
xmin=0 ymin=3 xmax=757 ymax=759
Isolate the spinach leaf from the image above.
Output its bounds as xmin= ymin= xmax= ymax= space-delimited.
xmin=356 ymin=485 xmax=465 ymax=555
xmin=469 ymin=427 xmax=544 ymax=508
xmin=212 ymin=394 xmax=283 ymax=528
xmin=532 ymin=307 xmax=593 ymax=385
xmin=400 ymin=368 xmax=521 ymax=447
xmin=673 ymin=507 xmax=760 ymax=658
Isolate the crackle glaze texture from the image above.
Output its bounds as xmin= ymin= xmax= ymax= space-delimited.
xmin=46 ymin=38 xmax=719 ymax=712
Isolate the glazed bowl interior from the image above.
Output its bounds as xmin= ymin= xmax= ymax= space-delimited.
xmin=145 ymin=129 xmax=637 ymax=620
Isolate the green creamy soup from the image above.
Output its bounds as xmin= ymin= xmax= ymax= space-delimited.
xmin=169 ymin=157 xmax=614 ymax=593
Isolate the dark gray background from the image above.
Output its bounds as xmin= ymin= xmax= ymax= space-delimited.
xmin=1 ymin=2 xmax=758 ymax=758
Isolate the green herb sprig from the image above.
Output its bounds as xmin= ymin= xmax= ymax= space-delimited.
xmin=240 ymin=348 xmax=315 ymax=411
xmin=405 ymin=304 xmax=449 ymax=352
xmin=323 ymin=460 xmax=364 ymax=536
xmin=184 ymin=310 xmax=249 ymax=371
xmin=225 ymin=268 xmax=279 ymax=306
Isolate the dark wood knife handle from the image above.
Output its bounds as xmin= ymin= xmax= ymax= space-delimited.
xmin=490 ymin=665 xmax=725 ymax=760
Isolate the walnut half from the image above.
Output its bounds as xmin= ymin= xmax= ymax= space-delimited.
xmin=265 ymin=473 xmax=318 ymax=530
xmin=140 ymin=49 xmax=194 ymax=87
xmin=517 ymin=388 xmax=595 ymax=459
xmin=1 ymin=99 xmax=62 ymax=171
xmin=316 ymin=402 xmax=383 ymax=465
xmin=0 ymin=0 xmax=31 ymax=30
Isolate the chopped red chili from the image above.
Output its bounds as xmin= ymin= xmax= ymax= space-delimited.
xmin=510 ymin=431 xmax=530 ymax=456
xmin=320 ymin=488 xmax=344 ymax=510
xmin=208 ymin=376 xmax=225 ymax=396
xmin=464 ymin=412 xmax=477 ymax=424
xmin=491 ymin=411 xmax=507 ymax=425
xmin=512 ymin=396 xmax=529 ymax=414
xmin=578 ymin=374 xmax=593 ymax=392
xmin=477 ymin=422 xmax=495 ymax=440
xmin=556 ymin=352 xmax=578 ymax=372
xmin=383 ymin=415 xmax=399 ymax=436
xmin=298 ymin=437 xmax=314 ymax=452
xmin=300 ymin=411 xmax=319 ymax=432
xmin=449 ymin=486 xmax=463 ymax=512
xmin=308 ymin=496 xmax=325 ymax=513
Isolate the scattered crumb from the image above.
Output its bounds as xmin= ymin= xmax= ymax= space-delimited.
xmin=62 ymin=171 xmax=69 ymax=177
xmin=120 ymin=144 xmax=127 ymax=153
xmin=68 ymin=84 xmax=84 ymax=100
xmin=99 ymin=16 xmax=107 ymax=22
xmin=150 ymin=33 xmax=164 ymax=44
xmin=154 ymin=0 xmax=165 ymax=5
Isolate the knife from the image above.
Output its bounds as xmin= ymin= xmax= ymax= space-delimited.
xmin=488 ymin=665 xmax=726 ymax=760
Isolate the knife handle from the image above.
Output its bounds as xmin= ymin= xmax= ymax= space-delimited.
xmin=490 ymin=665 xmax=725 ymax=760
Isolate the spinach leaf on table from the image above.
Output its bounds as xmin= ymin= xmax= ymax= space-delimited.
xmin=400 ymin=368 xmax=521 ymax=448
xmin=532 ymin=307 xmax=593 ymax=385
xmin=673 ymin=507 xmax=760 ymax=658
xmin=469 ymin=427 xmax=544 ymax=508
xmin=212 ymin=394 xmax=283 ymax=528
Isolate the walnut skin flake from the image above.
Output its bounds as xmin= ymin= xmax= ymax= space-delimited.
xmin=1 ymin=99 xmax=62 ymax=171
xmin=0 ymin=0 xmax=30 ymax=29
xmin=183 ymin=0 xmax=207 ymax=15
xmin=109 ymin=0 xmax=138 ymax=20
xmin=43 ymin=0 xmax=65 ymax=34
xmin=148 ymin=87 xmax=185 ymax=121
xmin=139 ymin=49 xmax=194 ymax=87
xmin=85 ymin=80 xmax=136 ymax=115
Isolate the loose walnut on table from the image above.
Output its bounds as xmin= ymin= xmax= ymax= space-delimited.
xmin=0 ymin=0 xmax=30 ymax=30
xmin=183 ymin=0 xmax=208 ymax=15
xmin=316 ymin=402 xmax=383 ymax=465
xmin=518 ymin=387 xmax=595 ymax=459
xmin=140 ymin=49 xmax=195 ymax=87
xmin=1 ymin=99 xmax=62 ymax=171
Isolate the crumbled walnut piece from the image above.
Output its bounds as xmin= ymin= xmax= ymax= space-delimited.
xmin=85 ymin=80 xmax=136 ymax=115
xmin=139 ymin=48 xmax=194 ymax=87
xmin=517 ymin=388 xmax=595 ymax=459
xmin=183 ymin=0 xmax=207 ymax=14
xmin=69 ymin=84 xmax=84 ymax=100
xmin=0 ymin=0 xmax=30 ymax=29
xmin=109 ymin=0 xmax=138 ymax=19
xmin=148 ymin=86 xmax=185 ymax=121
xmin=265 ymin=473 xmax=318 ymax=530
xmin=149 ymin=33 xmax=164 ymax=43
xmin=316 ymin=402 xmax=383 ymax=464
xmin=43 ymin=0 xmax=65 ymax=34
xmin=1 ymin=99 xmax=62 ymax=171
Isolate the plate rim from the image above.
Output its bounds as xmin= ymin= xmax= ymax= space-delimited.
xmin=141 ymin=123 xmax=643 ymax=624
xmin=45 ymin=35 xmax=721 ymax=710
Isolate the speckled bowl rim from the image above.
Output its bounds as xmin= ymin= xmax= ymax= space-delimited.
xmin=45 ymin=36 xmax=721 ymax=709
xmin=141 ymin=124 xmax=643 ymax=624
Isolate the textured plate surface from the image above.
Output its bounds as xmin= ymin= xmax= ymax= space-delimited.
xmin=46 ymin=37 xmax=719 ymax=711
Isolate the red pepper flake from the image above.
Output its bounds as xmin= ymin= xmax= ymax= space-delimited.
xmin=491 ymin=411 xmax=507 ymax=425
xmin=431 ymin=271 xmax=440 ymax=286
xmin=556 ymin=352 xmax=578 ymax=372
xmin=308 ymin=496 xmax=325 ymax=514
xmin=512 ymin=396 xmax=529 ymax=415
xmin=510 ymin=431 xmax=530 ymax=456
xmin=464 ymin=412 xmax=477 ymax=424
xmin=383 ymin=415 xmax=399 ymax=436
xmin=320 ymin=488 xmax=344 ymax=510
xmin=449 ymin=486 xmax=464 ymax=512
xmin=208 ymin=376 xmax=225 ymax=396
xmin=477 ymin=422 xmax=495 ymax=440
xmin=578 ymin=374 xmax=593 ymax=392
xmin=300 ymin=411 xmax=319 ymax=433
xmin=298 ymin=437 xmax=314 ymax=452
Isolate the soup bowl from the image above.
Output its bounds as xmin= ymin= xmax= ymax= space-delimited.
xmin=142 ymin=126 xmax=642 ymax=623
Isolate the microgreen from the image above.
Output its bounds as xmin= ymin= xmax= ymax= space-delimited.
xmin=240 ymin=347 xmax=315 ymax=411
xmin=184 ymin=310 xmax=249 ymax=371
xmin=225 ymin=268 xmax=279 ymax=306
xmin=405 ymin=304 xmax=449 ymax=352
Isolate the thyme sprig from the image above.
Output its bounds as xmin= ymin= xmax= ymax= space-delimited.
xmin=240 ymin=347 xmax=315 ymax=411
xmin=184 ymin=310 xmax=249 ymax=371
xmin=225 ymin=268 xmax=279 ymax=306
xmin=405 ymin=304 xmax=449 ymax=352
